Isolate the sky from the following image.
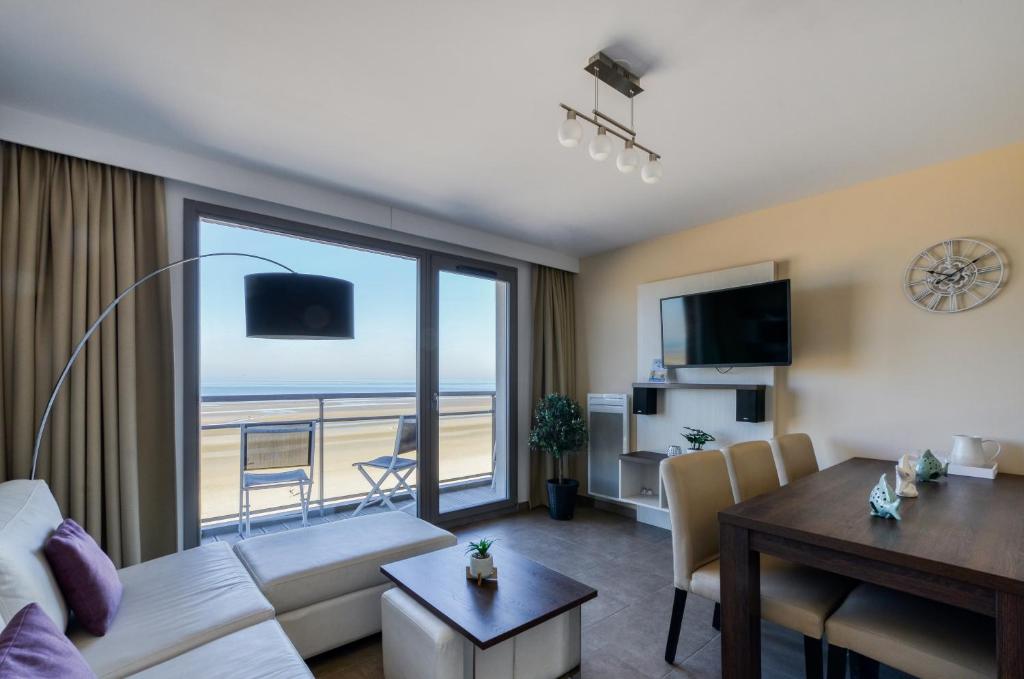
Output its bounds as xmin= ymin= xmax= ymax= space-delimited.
xmin=200 ymin=219 xmax=498 ymax=389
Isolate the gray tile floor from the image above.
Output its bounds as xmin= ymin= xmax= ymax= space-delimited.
xmin=306 ymin=505 xmax=911 ymax=678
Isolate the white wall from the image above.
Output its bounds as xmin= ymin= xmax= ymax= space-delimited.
xmin=634 ymin=262 xmax=776 ymax=455
xmin=165 ymin=181 xmax=535 ymax=548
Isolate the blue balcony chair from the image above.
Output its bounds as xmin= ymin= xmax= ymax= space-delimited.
xmin=352 ymin=415 xmax=417 ymax=516
xmin=238 ymin=421 xmax=316 ymax=537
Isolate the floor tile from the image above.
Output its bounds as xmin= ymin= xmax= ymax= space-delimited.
xmin=305 ymin=505 xmax=912 ymax=678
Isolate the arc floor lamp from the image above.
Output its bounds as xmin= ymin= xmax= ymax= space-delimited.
xmin=30 ymin=252 xmax=354 ymax=480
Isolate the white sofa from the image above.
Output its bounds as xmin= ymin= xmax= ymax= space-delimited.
xmin=0 ymin=479 xmax=311 ymax=678
xmin=0 ymin=479 xmax=457 ymax=678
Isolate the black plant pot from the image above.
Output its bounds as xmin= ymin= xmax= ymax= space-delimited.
xmin=546 ymin=478 xmax=579 ymax=520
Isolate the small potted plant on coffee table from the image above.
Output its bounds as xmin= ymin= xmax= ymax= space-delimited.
xmin=681 ymin=426 xmax=715 ymax=454
xmin=529 ymin=393 xmax=588 ymax=520
xmin=466 ymin=537 xmax=496 ymax=583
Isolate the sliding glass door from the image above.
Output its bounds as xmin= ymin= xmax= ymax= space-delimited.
xmin=427 ymin=255 xmax=517 ymax=521
xmin=184 ymin=202 xmax=516 ymax=545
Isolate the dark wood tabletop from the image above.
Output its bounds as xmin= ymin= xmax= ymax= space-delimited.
xmin=380 ymin=544 xmax=597 ymax=649
xmin=716 ymin=457 xmax=1024 ymax=678
xmin=721 ymin=456 xmax=1024 ymax=598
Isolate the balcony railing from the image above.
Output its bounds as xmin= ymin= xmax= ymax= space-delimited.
xmin=200 ymin=390 xmax=496 ymax=528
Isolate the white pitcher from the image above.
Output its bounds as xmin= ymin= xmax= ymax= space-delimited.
xmin=950 ymin=435 xmax=1001 ymax=468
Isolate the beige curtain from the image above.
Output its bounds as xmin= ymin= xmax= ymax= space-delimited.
xmin=0 ymin=141 xmax=175 ymax=566
xmin=529 ymin=265 xmax=579 ymax=507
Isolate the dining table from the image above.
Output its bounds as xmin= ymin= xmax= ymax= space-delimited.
xmin=718 ymin=456 xmax=1024 ymax=678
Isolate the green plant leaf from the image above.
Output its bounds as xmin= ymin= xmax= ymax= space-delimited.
xmin=528 ymin=394 xmax=588 ymax=462
xmin=465 ymin=537 xmax=497 ymax=558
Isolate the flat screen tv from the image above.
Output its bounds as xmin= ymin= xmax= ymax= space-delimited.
xmin=660 ymin=279 xmax=791 ymax=368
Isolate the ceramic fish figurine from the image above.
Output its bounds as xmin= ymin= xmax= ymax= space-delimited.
xmin=915 ymin=449 xmax=948 ymax=483
xmin=895 ymin=454 xmax=918 ymax=498
xmin=869 ymin=473 xmax=902 ymax=520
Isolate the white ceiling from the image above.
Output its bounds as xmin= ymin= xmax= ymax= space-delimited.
xmin=1 ymin=1 xmax=1023 ymax=257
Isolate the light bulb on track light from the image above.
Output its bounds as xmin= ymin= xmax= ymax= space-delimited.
xmin=588 ymin=127 xmax=612 ymax=161
xmin=641 ymin=154 xmax=663 ymax=184
xmin=616 ymin=140 xmax=641 ymax=173
xmin=557 ymin=111 xmax=583 ymax=148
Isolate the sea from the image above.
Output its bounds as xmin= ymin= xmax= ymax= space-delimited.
xmin=201 ymin=380 xmax=497 ymax=397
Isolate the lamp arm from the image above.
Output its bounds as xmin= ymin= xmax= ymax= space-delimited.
xmin=30 ymin=252 xmax=296 ymax=480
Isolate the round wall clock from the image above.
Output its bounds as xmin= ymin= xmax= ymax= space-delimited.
xmin=903 ymin=238 xmax=1005 ymax=313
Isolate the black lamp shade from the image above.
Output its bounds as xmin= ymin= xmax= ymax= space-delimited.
xmin=244 ymin=273 xmax=354 ymax=339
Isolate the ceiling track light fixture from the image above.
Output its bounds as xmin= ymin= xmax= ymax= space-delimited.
xmin=558 ymin=51 xmax=662 ymax=183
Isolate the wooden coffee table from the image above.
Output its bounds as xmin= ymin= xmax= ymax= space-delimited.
xmin=381 ymin=544 xmax=597 ymax=675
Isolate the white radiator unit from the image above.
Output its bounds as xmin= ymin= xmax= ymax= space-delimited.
xmin=587 ymin=393 xmax=629 ymax=501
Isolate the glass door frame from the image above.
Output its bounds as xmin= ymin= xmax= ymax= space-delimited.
xmin=422 ymin=253 xmax=518 ymax=525
xmin=182 ymin=201 xmax=518 ymax=547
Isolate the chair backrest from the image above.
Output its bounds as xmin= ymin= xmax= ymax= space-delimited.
xmin=394 ymin=416 xmax=417 ymax=457
xmin=769 ymin=433 xmax=819 ymax=485
xmin=0 ymin=480 xmax=69 ymax=630
xmin=241 ymin=422 xmax=315 ymax=471
xmin=722 ymin=440 xmax=780 ymax=502
xmin=660 ymin=450 xmax=735 ymax=590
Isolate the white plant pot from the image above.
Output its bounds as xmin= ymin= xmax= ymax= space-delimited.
xmin=469 ymin=554 xmax=494 ymax=579
xmin=687 ymin=448 xmax=702 ymax=455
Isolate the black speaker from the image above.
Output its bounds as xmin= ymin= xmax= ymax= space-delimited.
xmin=632 ymin=387 xmax=658 ymax=415
xmin=736 ymin=389 xmax=765 ymax=423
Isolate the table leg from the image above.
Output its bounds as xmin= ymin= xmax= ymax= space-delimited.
xmin=997 ymin=591 xmax=1024 ymax=678
xmin=720 ymin=523 xmax=761 ymax=679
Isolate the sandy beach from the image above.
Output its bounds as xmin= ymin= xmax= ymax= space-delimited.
xmin=200 ymin=395 xmax=494 ymax=522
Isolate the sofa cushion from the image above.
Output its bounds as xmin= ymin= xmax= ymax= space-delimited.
xmin=71 ymin=542 xmax=274 ymax=679
xmin=44 ymin=519 xmax=123 ymax=636
xmin=0 ymin=603 xmax=95 ymax=679
xmin=0 ymin=480 xmax=69 ymax=630
xmin=127 ymin=620 xmax=312 ymax=679
xmin=234 ymin=511 xmax=456 ymax=614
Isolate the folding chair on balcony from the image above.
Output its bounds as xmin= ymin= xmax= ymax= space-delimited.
xmin=352 ymin=415 xmax=417 ymax=516
xmin=238 ymin=421 xmax=316 ymax=537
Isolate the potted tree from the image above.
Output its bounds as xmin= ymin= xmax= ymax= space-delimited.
xmin=529 ymin=394 xmax=588 ymax=520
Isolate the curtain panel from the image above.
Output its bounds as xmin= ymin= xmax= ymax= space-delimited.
xmin=0 ymin=141 xmax=175 ymax=565
xmin=529 ymin=264 xmax=579 ymax=507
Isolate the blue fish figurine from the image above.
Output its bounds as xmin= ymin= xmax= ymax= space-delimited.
xmin=915 ymin=449 xmax=948 ymax=483
xmin=869 ymin=473 xmax=902 ymax=520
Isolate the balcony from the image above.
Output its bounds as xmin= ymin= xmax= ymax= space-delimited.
xmin=199 ymin=390 xmax=501 ymax=539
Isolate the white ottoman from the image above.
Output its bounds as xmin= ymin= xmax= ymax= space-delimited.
xmin=382 ymin=588 xmax=581 ymax=679
xmin=234 ymin=511 xmax=456 ymax=658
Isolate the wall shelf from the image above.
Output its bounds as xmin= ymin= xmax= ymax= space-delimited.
xmin=631 ymin=382 xmax=767 ymax=422
xmin=631 ymin=382 xmax=765 ymax=391
xmin=620 ymin=493 xmax=661 ymax=509
xmin=619 ymin=450 xmax=668 ymax=465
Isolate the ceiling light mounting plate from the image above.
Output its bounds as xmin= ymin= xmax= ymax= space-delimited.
xmin=584 ymin=51 xmax=643 ymax=98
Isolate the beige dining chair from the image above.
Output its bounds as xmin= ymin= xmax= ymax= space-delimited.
xmin=721 ymin=440 xmax=780 ymax=502
xmin=661 ymin=450 xmax=851 ymax=679
xmin=769 ymin=433 xmax=820 ymax=485
xmin=825 ymin=583 xmax=995 ymax=679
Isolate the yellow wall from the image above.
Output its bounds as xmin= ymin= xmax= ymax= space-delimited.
xmin=577 ymin=143 xmax=1024 ymax=473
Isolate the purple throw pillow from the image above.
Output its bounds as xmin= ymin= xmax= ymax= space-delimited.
xmin=43 ymin=519 xmax=123 ymax=636
xmin=0 ymin=603 xmax=96 ymax=678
